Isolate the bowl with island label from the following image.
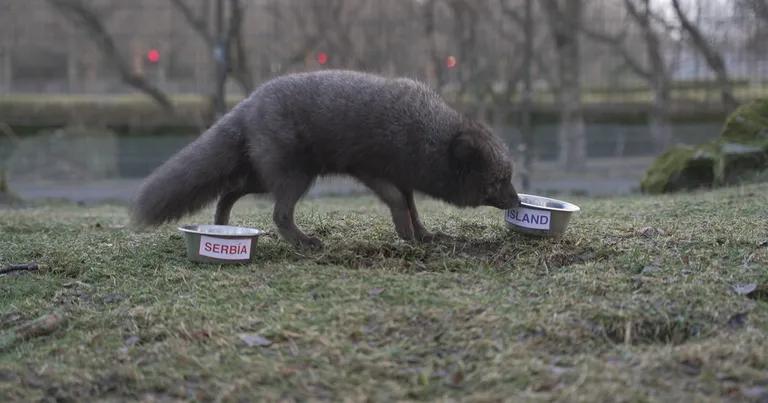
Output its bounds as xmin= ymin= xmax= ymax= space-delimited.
xmin=178 ymin=225 xmax=265 ymax=263
xmin=505 ymin=194 xmax=580 ymax=237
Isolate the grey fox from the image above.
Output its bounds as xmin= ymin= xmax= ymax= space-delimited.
xmin=133 ymin=70 xmax=519 ymax=248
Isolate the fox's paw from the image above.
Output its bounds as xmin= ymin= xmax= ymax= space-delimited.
xmin=416 ymin=230 xmax=450 ymax=243
xmin=296 ymin=235 xmax=324 ymax=251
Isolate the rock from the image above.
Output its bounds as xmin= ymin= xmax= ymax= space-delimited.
xmin=641 ymin=98 xmax=768 ymax=193
xmin=238 ymin=333 xmax=272 ymax=347
xmin=721 ymin=99 xmax=768 ymax=145
xmin=716 ymin=99 xmax=768 ymax=184
xmin=716 ymin=142 xmax=768 ymax=184
xmin=640 ymin=144 xmax=716 ymax=194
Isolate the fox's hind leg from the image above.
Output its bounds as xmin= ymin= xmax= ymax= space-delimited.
xmin=270 ymin=173 xmax=322 ymax=249
xmin=214 ymin=190 xmax=246 ymax=225
xmin=214 ymin=176 xmax=266 ymax=225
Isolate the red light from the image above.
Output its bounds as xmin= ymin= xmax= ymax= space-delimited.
xmin=147 ymin=49 xmax=160 ymax=63
xmin=316 ymin=52 xmax=328 ymax=65
xmin=445 ymin=56 xmax=457 ymax=69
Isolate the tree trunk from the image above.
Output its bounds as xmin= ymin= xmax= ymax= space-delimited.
xmin=555 ymin=6 xmax=586 ymax=170
xmin=211 ymin=0 xmax=228 ymax=119
xmin=1 ymin=42 xmax=10 ymax=93
xmin=542 ymin=0 xmax=586 ymax=170
xmin=649 ymin=78 xmax=672 ymax=152
xmin=519 ymin=0 xmax=534 ymax=189
xmin=631 ymin=0 xmax=672 ymax=152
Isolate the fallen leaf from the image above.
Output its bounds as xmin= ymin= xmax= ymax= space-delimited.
xmin=742 ymin=386 xmax=768 ymax=399
xmin=124 ymin=335 xmax=140 ymax=347
xmin=636 ymin=226 xmax=665 ymax=238
xmin=63 ymin=281 xmax=91 ymax=289
xmin=190 ymin=330 xmax=211 ymax=341
xmin=368 ymin=287 xmax=385 ymax=297
xmin=450 ymin=370 xmax=464 ymax=386
xmin=102 ymin=293 xmax=124 ymax=304
xmin=641 ymin=265 xmax=660 ymax=275
xmin=239 ymin=333 xmax=271 ymax=347
xmin=1 ymin=311 xmax=66 ymax=351
xmin=733 ymin=283 xmax=758 ymax=295
xmin=726 ymin=312 xmax=748 ymax=330
xmin=549 ymin=365 xmax=571 ymax=376
xmin=15 ymin=311 xmax=65 ymax=340
xmin=679 ymin=358 xmax=702 ymax=376
xmin=279 ymin=366 xmax=299 ymax=376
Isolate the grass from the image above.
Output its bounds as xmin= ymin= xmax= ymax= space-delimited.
xmin=1 ymin=184 xmax=767 ymax=401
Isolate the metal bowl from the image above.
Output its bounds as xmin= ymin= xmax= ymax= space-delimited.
xmin=178 ymin=225 xmax=265 ymax=263
xmin=505 ymin=194 xmax=580 ymax=237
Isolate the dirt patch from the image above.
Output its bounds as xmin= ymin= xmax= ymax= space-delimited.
xmin=544 ymin=246 xmax=613 ymax=268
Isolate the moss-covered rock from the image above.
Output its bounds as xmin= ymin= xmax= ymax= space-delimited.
xmin=642 ymin=99 xmax=768 ymax=193
xmin=640 ymin=144 xmax=716 ymax=194
xmin=716 ymin=99 xmax=768 ymax=184
xmin=715 ymin=142 xmax=768 ymax=184
xmin=721 ymin=98 xmax=768 ymax=146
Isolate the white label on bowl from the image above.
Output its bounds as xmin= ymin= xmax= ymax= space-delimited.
xmin=199 ymin=235 xmax=252 ymax=260
xmin=506 ymin=208 xmax=551 ymax=230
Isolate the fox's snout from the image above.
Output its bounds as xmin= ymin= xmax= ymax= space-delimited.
xmin=485 ymin=184 xmax=520 ymax=209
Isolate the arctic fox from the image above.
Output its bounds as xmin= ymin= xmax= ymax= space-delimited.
xmin=133 ymin=70 xmax=519 ymax=248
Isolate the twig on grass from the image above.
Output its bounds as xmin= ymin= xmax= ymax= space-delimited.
xmin=0 ymin=263 xmax=43 ymax=275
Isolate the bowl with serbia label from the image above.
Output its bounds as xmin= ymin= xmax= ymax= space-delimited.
xmin=178 ymin=225 xmax=265 ymax=263
xmin=505 ymin=194 xmax=580 ymax=237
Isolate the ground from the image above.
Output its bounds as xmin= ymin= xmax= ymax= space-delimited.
xmin=1 ymin=184 xmax=767 ymax=402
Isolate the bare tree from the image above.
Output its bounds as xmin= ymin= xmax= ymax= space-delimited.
xmin=582 ymin=0 xmax=673 ymax=152
xmin=264 ymin=0 xmax=367 ymax=71
xmin=671 ymin=0 xmax=739 ymax=110
xmin=46 ymin=0 xmax=174 ymax=112
xmin=421 ymin=0 xmax=442 ymax=87
xmin=497 ymin=0 xmax=536 ymax=189
xmin=169 ymin=0 xmax=253 ymax=119
xmin=740 ymin=0 xmax=768 ymax=23
xmin=541 ymin=0 xmax=586 ymax=170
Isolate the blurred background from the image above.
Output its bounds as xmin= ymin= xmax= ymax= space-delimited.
xmin=0 ymin=0 xmax=766 ymax=203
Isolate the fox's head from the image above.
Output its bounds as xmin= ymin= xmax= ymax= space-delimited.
xmin=449 ymin=120 xmax=520 ymax=209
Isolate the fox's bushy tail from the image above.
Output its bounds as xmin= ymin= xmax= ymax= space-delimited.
xmin=131 ymin=112 xmax=248 ymax=226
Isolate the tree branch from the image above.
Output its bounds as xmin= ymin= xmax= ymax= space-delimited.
xmin=499 ymin=0 xmax=525 ymax=27
xmin=227 ymin=0 xmax=253 ymax=93
xmin=169 ymin=0 xmax=214 ymax=47
xmin=47 ymin=0 xmax=174 ymax=111
xmin=581 ymin=25 xmax=651 ymax=80
xmin=745 ymin=0 xmax=768 ymax=23
xmin=671 ymin=0 xmax=738 ymax=109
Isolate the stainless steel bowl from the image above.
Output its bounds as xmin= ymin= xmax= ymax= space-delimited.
xmin=505 ymin=194 xmax=580 ymax=237
xmin=178 ymin=225 xmax=265 ymax=263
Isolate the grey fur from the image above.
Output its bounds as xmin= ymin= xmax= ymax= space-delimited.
xmin=132 ymin=70 xmax=519 ymax=248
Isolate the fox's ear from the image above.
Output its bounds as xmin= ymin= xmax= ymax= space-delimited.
xmin=450 ymin=131 xmax=488 ymax=171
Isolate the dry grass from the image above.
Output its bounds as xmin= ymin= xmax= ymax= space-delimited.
xmin=1 ymin=184 xmax=767 ymax=401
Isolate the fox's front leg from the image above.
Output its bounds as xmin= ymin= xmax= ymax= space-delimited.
xmin=360 ymin=177 xmax=416 ymax=241
xmin=403 ymin=190 xmax=442 ymax=242
xmin=271 ymin=173 xmax=323 ymax=249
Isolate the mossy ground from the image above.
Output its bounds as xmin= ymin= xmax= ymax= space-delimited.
xmin=1 ymin=185 xmax=767 ymax=401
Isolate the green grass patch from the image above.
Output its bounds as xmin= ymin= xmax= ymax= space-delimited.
xmin=1 ymin=186 xmax=767 ymax=401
